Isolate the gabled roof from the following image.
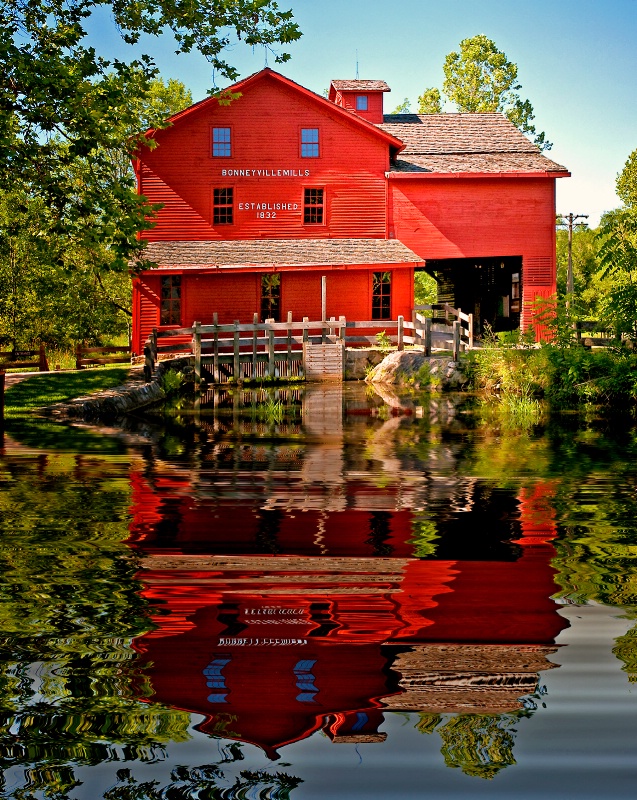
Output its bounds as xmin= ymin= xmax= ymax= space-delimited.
xmin=165 ymin=68 xmax=404 ymax=155
xmin=141 ymin=239 xmax=424 ymax=270
xmin=379 ymin=113 xmax=569 ymax=175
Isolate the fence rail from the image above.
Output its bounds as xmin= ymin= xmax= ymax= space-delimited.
xmin=575 ymin=320 xmax=623 ymax=348
xmin=0 ymin=344 xmax=48 ymax=372
xmin=144 ymin=305 xmax=474 ymax=384
xmin=75 ymin=343 xmax=131 ymax=370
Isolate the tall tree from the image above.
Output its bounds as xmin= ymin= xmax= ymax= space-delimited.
xmin=419 ymin=35 xmax=551 ymax=150
xmin=595 ymin=209 xmax=637 ymax=338
xmin=617 ymin=148 xmax=637 ymax=208
xmin=0 ymin=0 xmax=301 ymax=269
xmin=0 ymin=77 xmax=194 ymax=348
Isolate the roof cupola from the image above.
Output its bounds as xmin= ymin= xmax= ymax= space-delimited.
xmin=328 ymin=79 xmax=390 ymax=124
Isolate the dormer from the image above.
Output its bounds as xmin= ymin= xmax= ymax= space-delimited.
xmin=328 ymin=79 xmax=390 ymax=124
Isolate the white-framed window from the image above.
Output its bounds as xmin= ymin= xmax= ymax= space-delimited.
xmin=300 ymin=128 xmax=319 ymax=158
xmin=212 ymin=127 xmax=231 ymax=157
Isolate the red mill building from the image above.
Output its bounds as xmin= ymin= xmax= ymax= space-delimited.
xmin=131 ymin=69 xmax=569 ymax=354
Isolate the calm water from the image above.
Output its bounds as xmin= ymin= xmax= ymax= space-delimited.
xmin=2 ymin=384 xmax=637 ymax=798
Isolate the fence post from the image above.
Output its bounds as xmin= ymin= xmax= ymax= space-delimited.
xmin=233 ymin=320 xmax=240 ymax=381
xmin=151 ymin=328 xmax=158 ymax=363
xmin=252 ymin=312 xmax=258 ymax=379
xmin=143 ymin=336 xmax=153 ymax=382
xmin=286 ymin=311 xmax=293 ymax=376
xmin=467 ymin=313 xmax=474 ymax=349
xmin=412 ymin=310 xmax=420 ymax=348
xmin=452 ymin=320 xmax=460 ymax=360
xmin=212 ymin=312 xmax=219 ymax=383
xmin=397 ymin=315 xmax=404 ymax=351
xmin=328 ymin=316 xmax=336 ymax=344
xmin=193 ymin=321 xmax=202 ymax=388
xmin=75 ymin=343 xmax=83 ymax=371
xmin=338 ymin=315 xmax=346 ymax=346
xmin=38 ymin=343 xmax=49 ymax=372
xmin=424 ymin=317 xmax=432 ymax=357
xmin=303 ymin=316 xmax=309 ymax=344
xmin=266 ymin=318 xmax=275 ymax=377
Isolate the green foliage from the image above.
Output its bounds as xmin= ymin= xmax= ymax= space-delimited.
xmin=414 ymin=271 xmax=438 ymax=305
xmin=556 ymin=223 xmax=599 ymax=312
xmin=375 ymin=330 xmax=392 ymax=353
xmin=595 ymin=209 xmax=637 ymax=340
xmin=409 ymin=514 xmax=439 ymax=557
xmin=617 ymin=147 xmax=637 ymax=208
xmin=0 ymin=451 xmax=192 ymax=791
xmin=103 ymin=766 xmax=303 ymax=800
xmin=0 ymin=1 xmax=300 ymax=268
xmin=417 ymin=87 xmax=442 ymax=114
xmin=420 ymin=34 xmax=551 ymax=149
xmin=262 ymin=397 xmax=285 ymax=423
xmin=437 ymin=714 xmax=520 ymax=779
xmin=391 ymin=97 xmax=412 ymax=113
xmin=159 ymin=368 xmax=184 ymax=396
xmin=468 ymin=333 xmax=637 ymax=408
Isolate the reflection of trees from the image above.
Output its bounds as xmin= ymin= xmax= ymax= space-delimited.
xmin=103 ymin=766 xmax=303 ymax=800
xmin=0 ymin=454 xmax=190 ymax=795
xmin=612 ymin=625 xmax=637 ymax=683
xmin=416 ymin=713 xmax=522 ymax=780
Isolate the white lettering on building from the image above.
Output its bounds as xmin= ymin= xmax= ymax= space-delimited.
xmin=221 ymin=169 xmax=311 ymax=178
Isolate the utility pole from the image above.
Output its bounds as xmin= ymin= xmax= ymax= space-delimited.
xmin=559 ymin=213 xmax=589 ymax=309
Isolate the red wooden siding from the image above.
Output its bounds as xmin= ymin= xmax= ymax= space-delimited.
xmin=388 ymin=176 xmax=557 ymax=327
xmin=388 ymin=177 xmax=556 ymax=262
xmin=139 ymin=75 xmax=390 ymax=241
xmin=335 ymin=90 xmax=385 ymax=124
xmin=185 ymin=273 xmax=259 ymax=325
xmin=133 ymin=275 xmax=161 ymax=354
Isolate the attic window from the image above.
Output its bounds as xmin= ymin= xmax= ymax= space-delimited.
xmin=212 ymin=127 xmax=231 ymax=157
xmin=301 ymin=128 xmax=319 ymax=158
xmin=356 ymin=95 xmax=368 ymax=111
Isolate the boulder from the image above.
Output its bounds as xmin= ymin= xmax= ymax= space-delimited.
xmin=366 ymin=350 xmax=468 ymax=390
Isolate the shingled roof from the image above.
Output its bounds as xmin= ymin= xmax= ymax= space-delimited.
xmin=331 ymin=80 xmax=391 ymax=92
xmin=379 ymin=113 xmax=569 ymax=174
xmin=141 ymin=239 xmax=424 ymax=269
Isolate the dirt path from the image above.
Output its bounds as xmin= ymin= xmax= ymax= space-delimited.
xmin=2 ymin=371 xmax=48 ymax=389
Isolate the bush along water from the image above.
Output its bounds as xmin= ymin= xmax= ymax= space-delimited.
xmin=466 ymin=322 xmax=637 ymax=409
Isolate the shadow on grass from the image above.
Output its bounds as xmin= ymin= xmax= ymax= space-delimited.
xmin=3 ymin=367 xmax=131 ymax=413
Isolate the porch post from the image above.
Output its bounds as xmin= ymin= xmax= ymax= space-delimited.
xmin=321 ymin=275 xmax=327 ymax=321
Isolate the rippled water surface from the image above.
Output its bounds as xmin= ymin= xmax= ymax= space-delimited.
xmin=2 ymin=383 xmax=637 ymax=798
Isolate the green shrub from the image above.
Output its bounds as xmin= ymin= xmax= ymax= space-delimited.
xmin=375 ymin=330 xmax=392 ymax=353
xmin=160 ymin=369 xmax=184 ymax=396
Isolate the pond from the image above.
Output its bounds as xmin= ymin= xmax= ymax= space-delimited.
xmin=1 ymin=383 xmax=637 ymax=798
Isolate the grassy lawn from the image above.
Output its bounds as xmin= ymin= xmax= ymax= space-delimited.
xmin=3 ymin=365 xmax=132 ymax=417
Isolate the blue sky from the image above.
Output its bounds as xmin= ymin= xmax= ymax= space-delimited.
xmin=87 ymin=0 xmax=637 ymax=225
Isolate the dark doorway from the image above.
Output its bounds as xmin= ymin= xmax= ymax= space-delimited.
xmin=423 ymin=256 xmax=522 ymax=337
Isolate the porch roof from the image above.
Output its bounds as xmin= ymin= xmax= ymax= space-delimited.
xmin=139 ymin=239 xmax=424 ymax=270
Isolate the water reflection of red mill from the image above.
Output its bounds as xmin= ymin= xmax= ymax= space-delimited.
xmin=129 ymin=395 xmax=568 ymax=759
